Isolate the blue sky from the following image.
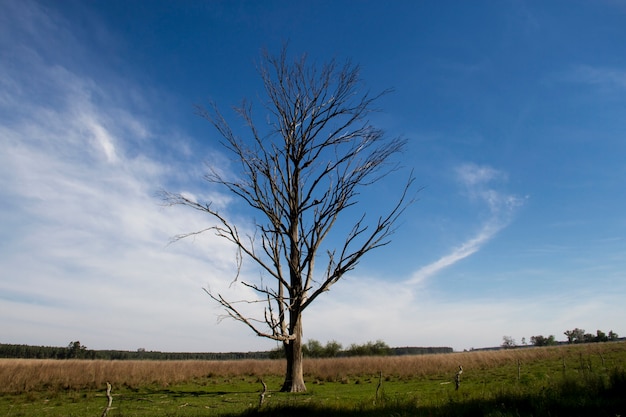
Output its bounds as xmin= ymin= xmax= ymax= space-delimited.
xmin=1 ymin=0 xmax=625 ymax=353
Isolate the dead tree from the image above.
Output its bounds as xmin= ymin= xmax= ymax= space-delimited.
xmin=162 ymin=47 xmax=415 ymax=392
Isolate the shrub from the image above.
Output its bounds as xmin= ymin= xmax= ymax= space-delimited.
xmin=530 ymin=335 xmax=557 ymax=346
xmin=345 ymin=340 xmax=391 ymax=357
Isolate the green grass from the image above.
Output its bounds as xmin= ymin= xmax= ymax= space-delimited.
xmin=2 ymin=344 xmax=626 ymax=416
xmin=2 ymin=376 xmax=278 ymax=417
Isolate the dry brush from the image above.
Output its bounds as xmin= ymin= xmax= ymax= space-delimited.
xmin=2 ymin=342 xmax=624 ymax=394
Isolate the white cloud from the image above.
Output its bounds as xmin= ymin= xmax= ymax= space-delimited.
xmin=408 ymin=222 xmax=501 ymax=285
xmin=456 ymin=163 xmax=504 ymax=187
xmin=407 ymin=163 xmax=526 ymax=285
xmin=568 ymin=65 xmax=626 ymax=90
xmin=0 ymin=1 xmax=259 ymax=352
xmin=305 ymin=274 xmax=625 ymax=351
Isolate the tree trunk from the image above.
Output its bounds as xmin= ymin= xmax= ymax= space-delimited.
xmin=280 ymin=315 xmax=306 ymax=392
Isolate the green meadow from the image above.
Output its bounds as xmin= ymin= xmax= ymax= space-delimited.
xmin=2 ymin=342 xmax=625 ymax=416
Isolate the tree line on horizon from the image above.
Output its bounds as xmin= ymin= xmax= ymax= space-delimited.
xmin=5 ymin=328 xmax=618 ymax=360
xmin=269 ymin=339 xmax=452 ymax=359
xmin=0 ymin=341 xmax=274 ymax=360
xmin=501 ymin=328 xmax=620 ymax=349
xmin=0 ymin=340 xmax=453 ymax=361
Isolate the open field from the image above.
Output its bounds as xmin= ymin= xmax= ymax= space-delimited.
xmin=2 ymin=342 xmax=626 ymax=416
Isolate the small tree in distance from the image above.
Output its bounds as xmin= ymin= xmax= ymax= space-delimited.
xmin=564 ymin=328 xmax=586 ymax=344
xmin=303 ymin=339 xmax=343 ymax=358
xmin=162 ymin=47 xmax=415 ymax=392
xmin=501 ymin=336 xmax=516 ymax=349
xmin=530 ymin=335 xmax=557 ymax=347
xmin=303 ymin=339 xmax=324 ymax=358
xmin=595 ymin=330 xmax=608 ymax=342
xmin=66 ymin=341 xmax=87 ymax=359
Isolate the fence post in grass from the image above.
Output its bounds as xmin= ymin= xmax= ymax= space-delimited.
xmin=375 ymin=371 xmax=383 ymax=403
xmin=101 ymin=382 xmax=113 ymax=417
xmin=455 ymin=365 xmax=463 ymax=391
xmin=258 ymin=379 xmax=267 ymax=408
xmin=517 ymin=359 xmax=521 ymax=381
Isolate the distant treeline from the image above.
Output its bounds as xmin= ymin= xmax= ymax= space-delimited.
xmin=270 ymin=339 xmax=452 ymax=359
xmin=467 ymin=329 xmax=625 ymax=352
xmin=0 ymin=340 xmax=452 ymax=360
xmin=497 ymin=329 xmax=622 ymax=350
xmin=0 ymin=342 xmax=273 ymax=360
xmin=392 ymin=346 xmax=453 ymax=355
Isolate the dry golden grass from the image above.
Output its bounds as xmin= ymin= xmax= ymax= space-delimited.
xmin=2 ymin=342 xmax=624 ymax=394
xmin=0 ymin=358 xmax=284 ymax=393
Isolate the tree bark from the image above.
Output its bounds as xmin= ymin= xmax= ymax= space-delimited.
xmin=280 ymin=315 xmax=306 ymax=392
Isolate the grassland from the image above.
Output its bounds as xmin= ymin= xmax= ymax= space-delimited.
xmin=1 ymin=342 xmax=625 ymax=416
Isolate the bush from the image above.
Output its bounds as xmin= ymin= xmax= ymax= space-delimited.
xmin=303 ymin=340 xmax=343 ymax=358
xmin=530 ymin=335 xmax=557 ymax=346
xmin=344 ymin=340 xmax=391 ymax=357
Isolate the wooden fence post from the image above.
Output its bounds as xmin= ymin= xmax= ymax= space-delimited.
xmin=101 ymin=382 xmax=113 ymax=417
xmin=455 ymin=365 xmax=463 ymax=391
xmin=258 ymin=379 xmax=267 ymax=408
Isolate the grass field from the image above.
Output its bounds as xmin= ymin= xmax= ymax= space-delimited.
xmin=1 ymin=342 xmax=625 ymax=416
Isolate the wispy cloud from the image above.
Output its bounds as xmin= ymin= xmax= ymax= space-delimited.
xmin=407 ymin=222 xmax=501 ymax=285
xmin=565 ymin=65 xmax=626 ymax=91
xmin=0 ymin=1 xmax=257 ymax=352
xmin=407 ymin=163 xmax=525 ymax=285
xmin=309 ymin=273 xmax=625 ymax=351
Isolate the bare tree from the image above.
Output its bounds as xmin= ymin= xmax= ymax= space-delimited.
xmin=501 ymin=336 xmax=517 ymax=349
xmin=162 ymin=47 xmax=415 ymax=392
